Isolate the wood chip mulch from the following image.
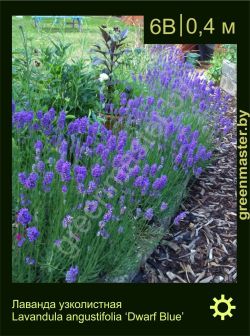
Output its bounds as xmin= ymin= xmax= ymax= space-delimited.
xmin=133 ymin=95 xmax=237 ymax=283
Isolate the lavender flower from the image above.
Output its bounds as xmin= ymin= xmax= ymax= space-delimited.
xmin=62 ymin=185 xmax=68 ymax=193
xmin=87 ymin=180 xmax=97 ymax=194
xmin=54 ymin=239 xmax=62 ymax=247
xmin=34 ymin=140 xmax=43 ymax=153
xmin=103 ymin=210 xmax=112 ymax=222
xmin=152 ymin=175 xmax=167 ymax=191
xmin=150 ymin=164 xmax=158 ymax=176
xmin=144 ymin=208 xmax=154 ymax=221
xmin=59 ymin=140 xmax=68 ymax=159
xmin=129 ymin=165 xmax=140 ymax=177
xmin=173 ymin=211 xmax=187 ymax=225
xmin=36 ymin=161 xmax=45 ymax=172
xmin=58 ymin=111 xmax=66 ymax=129
xmin=43 ymin=171 xmax=54 ymax=186
xmin=105 ymin=203 xmax=113 ymax=210
xmin=86 ymin=135 xmax=94 ymax=146
xmin=187 ymin=156 xmax=194 ymax=167
xmin=74 ymin=165 xmax=87 ymax=183
xmin=120 ymin=92 xmax=127 ymax=105
xmin=60 ymin=161 xmax=71 ymax=182
xmin=17 ymin=208 xmax=32 ymax=226
xmin=142 ymin=164 xmax=150 ymax=176
xmin=23 ymin=172 xmax=39 ymax=190
xmin=12 ymin=111 xmax=34 ymax=128
xmin=147 ymin=96 xmax=155 ymax=105
xmin=134 ymin=176 xmax=149 ymax=189
xmin=113 ymin=154 xmax=123 ymax=168
xmin=194 ymin=167 xmax=203 ymax=177
xmin=62 ymin=215 xmax=73 ymax=228
xmin=107 ymin=135 xmax=116 ymax=150
xmin=91 ymin=163 xmax=103 ymax=178
xmin=115 ymin=169 xmax=128 ymax=184
xmin=37 ymin=110 xmax=43 ymax=119
xmin=17 ymin=237 xmax=26 ymax=248
xmin=157 ymin=98 xmax=164 ymax=109
xmin=95 ymin=143 xmax=105 ymax=155
xmin=85 ymin=200 xmax=98 ymax=213
xmin=26 ymin=226 xmax=40 ymax=242
xmin=16 ymin=234 xmax=26 ymax=247
xmin=18 ymin=172 xmax=27 ymax=185
xmin=65 ymin=266 xmax=79 ymax=283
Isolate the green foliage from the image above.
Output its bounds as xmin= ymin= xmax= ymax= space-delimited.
xmin=223 ymin=44 xmax=237 ymax=63
xmin=206 ymin=44 xmax=237 ymax=83
xmin=12 ymin=26 xmax=100 ymax=116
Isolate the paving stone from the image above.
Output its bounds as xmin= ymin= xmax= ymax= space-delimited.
xmin=221 ymin=59 xmax=237 ymax=82
xmin=220 ymin=75 xmax=237 ymax=97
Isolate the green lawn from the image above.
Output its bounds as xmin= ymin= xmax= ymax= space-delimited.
xmin=12 ymin=16 xmax=142 ymax=60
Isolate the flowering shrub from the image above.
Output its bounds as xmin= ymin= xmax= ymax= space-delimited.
xmin=12 ymin=45 xmax=232 ymax=283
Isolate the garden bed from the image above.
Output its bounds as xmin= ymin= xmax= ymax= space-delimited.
xmin=133 ymin=94 xmax=237 ymax=283
xmin=12 ymin=19 xmax=236 ymax=283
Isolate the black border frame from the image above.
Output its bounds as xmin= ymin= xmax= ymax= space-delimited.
xmin=0 ymin=2 xmax=249 ymax=336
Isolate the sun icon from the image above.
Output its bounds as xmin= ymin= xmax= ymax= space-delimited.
xmin=210 ymin=295 xmax=236 ymax=320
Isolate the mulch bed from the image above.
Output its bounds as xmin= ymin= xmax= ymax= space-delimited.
xmin=132 ymin=94 xmax=237 ymax=283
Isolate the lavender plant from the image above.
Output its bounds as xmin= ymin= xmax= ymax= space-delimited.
xmin=12 ymin=45 xmax=232 ymax=283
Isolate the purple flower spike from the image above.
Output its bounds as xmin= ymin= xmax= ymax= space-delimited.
xmin=24 ymin=172 xmax=39 ymax=190
xmin=74 ymin=165 xmax=87 ymax=183
xmin=36 ymin=161 xmax=45 ymax=172
xmin=26 ymin=226 xmax=40 ymax=242
xmin=85 ymin=200 xmax=98 ymax=213
xmin=54 ymin=239 xmax=62 ymax=247
xmin=91 ymin=163 xmax=103 ymax=178
xmin=34 ymin=140 xmax=43 ymax=153
xmin=18 ymin=238 xmax=26 ymax=248
xmin=144 ymin=208 xmax=154 ymax=221
xmin=17 ymin=208 xmax=32 ymax=226
xmin=115 ymin=169 xmax=128 ymax=184
xmin=62 ymin=215 xmax=73 ymax=228
xmin=43 ymin=171 xmax=54 ymax=186
xmin=173 ymin=211 xmax=187 ymax=225
xmin=150 ymin=164 xmax=158 ymax=176
xmin=152 ymin=175 xmax=167 ymax=191
xmin=65 ymin=266 xmax=79 ymax=283
xmin=62 ymin=185 xmax=68 ymax=193
xmin=103 ymin=210 xmax=113 ymax=223
xmin=87 ymin=180 xmax=97 ymax=194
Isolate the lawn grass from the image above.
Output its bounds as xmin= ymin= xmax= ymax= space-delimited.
xmin=12 ymin=16 xmax=142 ymax=60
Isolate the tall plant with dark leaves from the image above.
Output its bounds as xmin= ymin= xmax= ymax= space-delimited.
xmin=91 ymin=25 xmax=129 ymax=109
